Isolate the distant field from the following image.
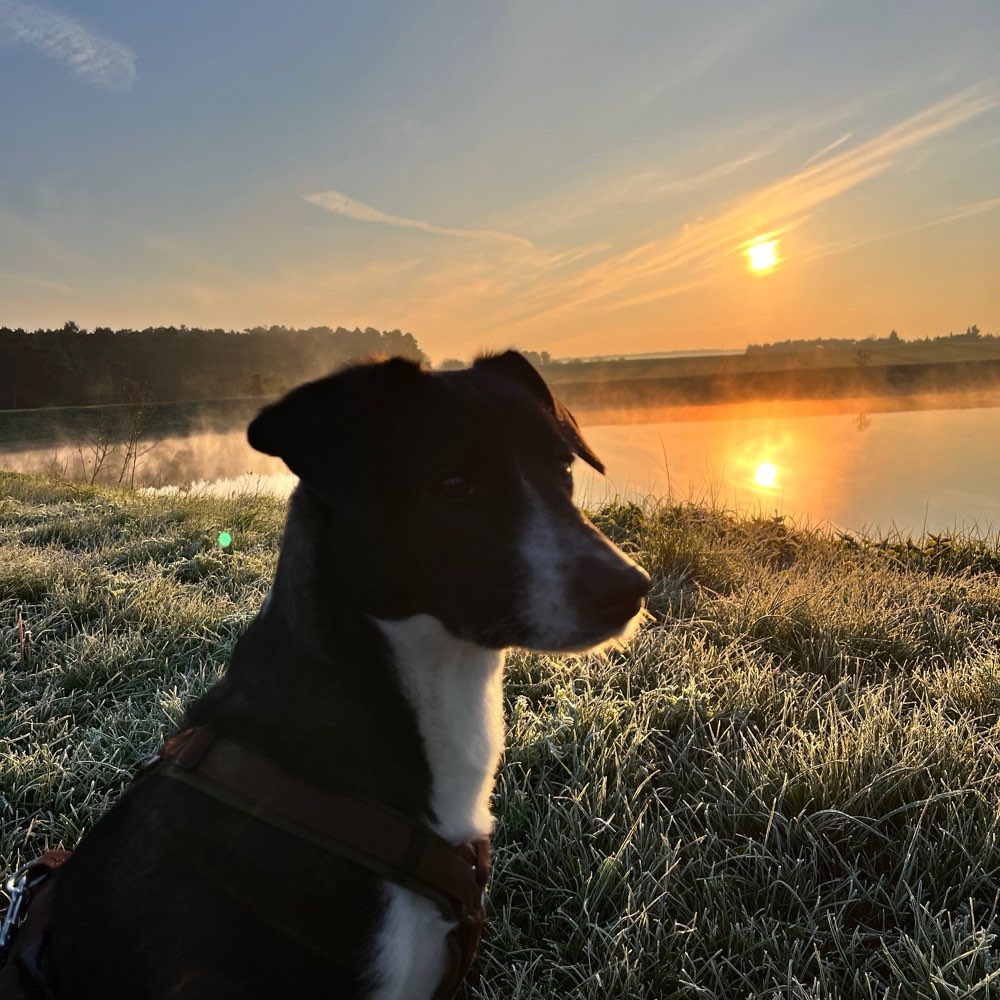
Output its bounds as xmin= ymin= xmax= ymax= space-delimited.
xmin=541 ymin=339 xmax=1000 ymax=383
xmin=2 ymin=472 xmax=1000 ymax=997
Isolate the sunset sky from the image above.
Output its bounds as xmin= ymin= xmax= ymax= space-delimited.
xmin=1 ymin=1 xmax=997 ymax=362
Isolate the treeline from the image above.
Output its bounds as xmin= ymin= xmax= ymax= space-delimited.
xmin=0 ymin=323 xmax=426 ymax=409
xmin=748 ymin=325 xmax=992 ymax=353
xmin=439 ymin=350 xmax=554 ymax=370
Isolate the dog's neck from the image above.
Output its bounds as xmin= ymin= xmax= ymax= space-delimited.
xmin=189 ymin=489 xmax=506 ymax=842
xmin=374 ymin=615 xmax=506 ymax=844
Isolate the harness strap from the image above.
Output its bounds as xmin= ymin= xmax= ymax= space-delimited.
xmin=158 ymin=727 xmax=489 ymax=920
xmin=1 ymin=728 xmax=489 ymax=999
xmin=158 ymin=727 xmax=489 ymax=996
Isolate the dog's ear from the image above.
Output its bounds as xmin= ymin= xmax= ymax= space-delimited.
xmin=248 ymin=358 xmax=428 ymax=501
xmin=473 ymin=350 xmax=605 ymax=474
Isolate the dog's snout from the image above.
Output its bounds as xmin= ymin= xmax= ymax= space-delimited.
xmin=575 ymin=557 xmax=651 ymax=628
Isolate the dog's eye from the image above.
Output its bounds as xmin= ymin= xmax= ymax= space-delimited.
xmin=559 ymin=457 xmax=574 ymax=485
xmin=439 ymin=475 xmax=474 ymax=499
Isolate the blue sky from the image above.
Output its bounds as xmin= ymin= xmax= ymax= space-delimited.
xmin=1 ymin=0 xmax=997 ymax=360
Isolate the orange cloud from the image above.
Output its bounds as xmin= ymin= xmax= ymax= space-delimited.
xmin=498 ymin=82 xmax=998 ymax=328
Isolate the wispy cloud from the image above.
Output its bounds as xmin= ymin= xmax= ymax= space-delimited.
xmin=0 ymin=0 xmax=136 ymax=91
xmin=924 ymin=195 xmax=1000 ymax=228
xmin=499 ymin=82 xmax=1000 ymax=327
xmin=802 ymin=131 xmax=854 ymax=167
xmin=508 ymin=147 xmax=773 ymax=238
xmin=793 ymin=195 xmax=1000 ymax=267
xmin=637 ymin=0 xmax=809 ymax=109
xmin=0 ymin=270 xmax=77 ymax=294
xmin=304 ymin=188 xmax=534 ymax=249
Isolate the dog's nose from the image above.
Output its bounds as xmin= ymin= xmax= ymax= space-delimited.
xmin=575 ymin=559 xmax=651 ymax=628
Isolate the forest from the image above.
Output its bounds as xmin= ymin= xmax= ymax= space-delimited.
xmin=746 ymin=325 xmax=993 ymax=353
xmin=0 ymin=323 xmax=426 ymax=409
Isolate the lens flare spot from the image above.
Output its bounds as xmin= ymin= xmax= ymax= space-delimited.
xmin=217 ymin=531 xmax=232 ymax=549
xmin=754 ymin=462 xmax=778 ymax=488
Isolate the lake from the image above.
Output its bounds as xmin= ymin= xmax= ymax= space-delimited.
xmin=574 ymin=394 xmax=1000 ymax=536
xmin=3 ymin=392 xmax=998 ymax=537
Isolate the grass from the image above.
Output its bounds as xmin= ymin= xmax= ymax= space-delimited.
xmin=2 ymin=471 xmax=1000 ymax=998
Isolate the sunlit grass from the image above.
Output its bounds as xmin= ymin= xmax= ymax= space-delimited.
xmin=3 ymin=472 xmax=1000 ymax=997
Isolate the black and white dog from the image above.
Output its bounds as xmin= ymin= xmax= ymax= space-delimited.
xmin=6 ymin=352 xmax=649 ymax=998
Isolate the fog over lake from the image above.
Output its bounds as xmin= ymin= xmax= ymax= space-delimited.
xmin=5 ymin=395 xmax=998 ymax=537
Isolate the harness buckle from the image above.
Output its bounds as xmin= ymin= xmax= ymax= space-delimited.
xmin=0 ymin=850 xmax=72 ymax=958
xmin=0 ymin=865 xmax=40 ymax=951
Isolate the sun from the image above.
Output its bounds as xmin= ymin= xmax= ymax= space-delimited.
xmin=753 ymin=462 xmax=778 ymax=488
xmin=747 ymin=240 xmax=777 ymax=273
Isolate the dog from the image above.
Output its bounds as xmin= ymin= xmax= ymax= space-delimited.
xmin=1 ymin=351 xmax=650 ymax=999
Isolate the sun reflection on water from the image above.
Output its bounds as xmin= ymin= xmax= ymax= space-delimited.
xmin=753 ymin=461 xmax=779 ymax=489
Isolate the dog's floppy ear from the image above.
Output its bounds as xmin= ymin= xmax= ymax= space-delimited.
xmin=473 ymin=350 xmax=605 ymax=474
xmin=248 ymin=357 xmax=427 ymax=501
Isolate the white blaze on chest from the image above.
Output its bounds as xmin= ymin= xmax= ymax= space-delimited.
xmin=367 ymin=882 xmax=455 ymax=1000
xmin=374 ymin=613 xmax=505 ymax=843
xmin=367 ymin=614 xmax=505 ymax=999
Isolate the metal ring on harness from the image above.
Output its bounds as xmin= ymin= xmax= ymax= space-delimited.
xmin=0 ymin=850 xmax=72 ymax=965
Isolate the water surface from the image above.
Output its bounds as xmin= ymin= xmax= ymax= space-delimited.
xmin=3 ymin=394 xmax=998 ymax=536
xmin=575 ymin=395 xmax=1000 ymax=535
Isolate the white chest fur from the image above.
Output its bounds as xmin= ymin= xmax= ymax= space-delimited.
xmin=367 ymin=614 xmax=506 ymax=999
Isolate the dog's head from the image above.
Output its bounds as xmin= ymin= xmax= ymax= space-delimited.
xmin=248 ymin=351 xmax=649 ymax=651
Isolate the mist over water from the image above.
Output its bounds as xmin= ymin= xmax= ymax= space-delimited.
xmin=2 ymin=431 xmax=296 ymax=498
xmin=2 ymin=393 xmax=998 ymax=536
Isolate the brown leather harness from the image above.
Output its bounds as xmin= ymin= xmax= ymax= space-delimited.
xmin=0 ymin=726 xmax=490 ymax=999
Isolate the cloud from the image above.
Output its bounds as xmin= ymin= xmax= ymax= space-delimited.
xmin=792 ymin=195 xmax=1000 ymax=267
xmin=304 ymin=188 xmax=533 ymax=249
xmin=919 ymin=195 xmax=1000 ymax=229
xmin=0 ymin=0 xmax=136 ymax=91
xmin=0 ymin=270 xmax=77 ymax=294
xmin=802 ymin=132 xmax=854 ymax=167
xmin=499 ymin=82 xmax=1000 ymax=326
xmin=637 ymin=0 xmax=808 ymax=109
xmin=505 ymin=147 xmax=774 ymax=239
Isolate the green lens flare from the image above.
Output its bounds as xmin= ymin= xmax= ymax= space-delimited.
xmin=217 ymin=531 xmax=232 ymax=549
